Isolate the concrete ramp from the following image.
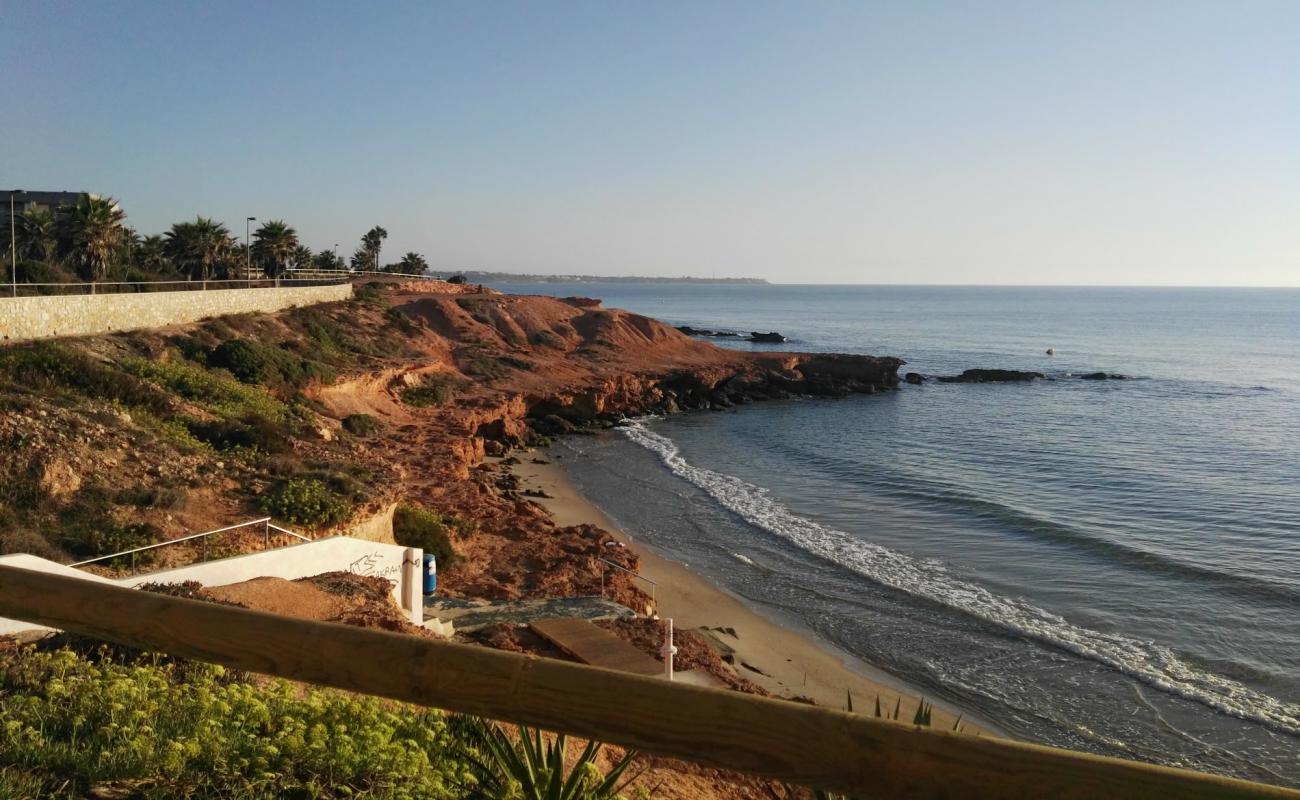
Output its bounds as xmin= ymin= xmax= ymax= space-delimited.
xmin=529 ymin=618 xmax=663 ymax=677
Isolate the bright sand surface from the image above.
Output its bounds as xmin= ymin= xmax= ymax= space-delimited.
xmin=507 ymin=452 xmax=996 ymax=737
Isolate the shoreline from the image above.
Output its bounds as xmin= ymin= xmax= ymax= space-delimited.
xmin=503 ymin=449 xmax=1001 ymax=738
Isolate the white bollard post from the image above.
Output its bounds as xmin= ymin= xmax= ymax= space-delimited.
xmin=401 ymin=547 xmax=422 ymax=625
xmin=662 ymin=618 xmax=678 ymax=681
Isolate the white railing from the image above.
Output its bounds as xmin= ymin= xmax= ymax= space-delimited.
xmin=70 ymin=517 xmax=309 ymax=570
xmin=599 ymin=557 xmax=659 ymax=605
xmin=3 ymin=269 xmax=449 ymax=298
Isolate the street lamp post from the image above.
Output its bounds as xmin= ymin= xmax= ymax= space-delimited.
xmin=332 ymin=244 xmax=339 ymax=271
xmin=245 ymin=217 xmax=256 ymax=285
xmin=9 ymin=190 xmax=22 ymax=297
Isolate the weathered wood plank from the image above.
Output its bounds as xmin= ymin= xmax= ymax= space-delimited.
xmin=530 ymin=617 xmax=664 ymax=676
xmin=0 ymin=565 xmax=1293 ymax=800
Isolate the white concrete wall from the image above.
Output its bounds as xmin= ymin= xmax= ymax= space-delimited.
xmin=0 ymin=282 xmax=353 ymax=342
xmin=0 ymin=536 xmax=422 ymax=637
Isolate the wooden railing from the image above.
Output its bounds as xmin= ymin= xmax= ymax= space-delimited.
xmin=0 ymin=565 xmax=1294 ymax=799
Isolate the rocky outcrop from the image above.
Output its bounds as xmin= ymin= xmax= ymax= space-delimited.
xmin=1079 ymin=372 xmax=1129 ymax=380
xmin=748 ymin=331 xmax=786 ymax=343
xmin=938 ymin=369 xmax=1044 ymax=383
xmin=904 ymin=372 xmax=924 ymax=385
xmin=676 ymin=326 xmax=739 ymax=338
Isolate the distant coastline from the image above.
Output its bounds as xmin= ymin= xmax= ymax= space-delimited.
xmin=454 ymin=270 xmax=768 ymax=285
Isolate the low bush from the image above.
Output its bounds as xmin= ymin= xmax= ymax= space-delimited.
xmin=207 ymin=338 xmax=336 ymax=392
xmin=384 ymin=307 xmax=420 ymax=336
xmin=0 ymin=647 xmax=473 ymax=798
xmin=342 ymin=413 xmax=381 ymax=437
xmin=184 ymin=414 xmax=291 ymax=455
xmin=392 ymin=505 xmax=471 ymax=567
xmin=259 ymin=478 xmax=351 ymax=528
xmin=399 ymin=374 xmax=468 ymax=407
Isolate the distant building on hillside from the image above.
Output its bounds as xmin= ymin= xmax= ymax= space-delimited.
xmin=2 ymin=190 xmax=85 ymax=226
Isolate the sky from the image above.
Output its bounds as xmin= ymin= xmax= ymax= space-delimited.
xmin=3 ymin=1 xmax=1298 ymax=286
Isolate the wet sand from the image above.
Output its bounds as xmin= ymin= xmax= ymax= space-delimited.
xmin=507 ymin=452 xmax=996 ymax=736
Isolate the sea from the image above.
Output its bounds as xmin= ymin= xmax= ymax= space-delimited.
xmin=488 ymin=282 xmax=1300 ymax=786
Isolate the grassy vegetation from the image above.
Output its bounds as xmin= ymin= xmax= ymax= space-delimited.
xmin=392 ymin=505 xmax=473 ymax=567
xmin=123 ymin=357 xmax=289 ymax=421
xmin=0 ymin=343 xmax=168 ymax=412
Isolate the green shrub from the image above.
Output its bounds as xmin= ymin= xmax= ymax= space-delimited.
xmin=392 ymin=506 xmax=470 ymax=567
xmin=343 ymin=413 xmax=381 ymax=436
xmin=0 ymin=647 xmax=472 ymax=798
xmin=208 ymin=339 xmax=335 ymax=391
xmin=183 ymin=414 xmax=291 ymax=455
xmin=399 ymin=374 xmax=468 ymax=407
xmin=260 ymin=478 xmax=350 ymax=527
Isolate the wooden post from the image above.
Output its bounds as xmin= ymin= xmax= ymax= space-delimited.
xmin=0 ymin=565 xmax=1292 ymax=800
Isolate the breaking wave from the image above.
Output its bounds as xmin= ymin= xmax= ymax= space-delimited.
xmin=620 ymin=417 xmax=1300 ymax=737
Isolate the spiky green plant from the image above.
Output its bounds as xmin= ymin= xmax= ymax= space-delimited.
xmin=452 ymin=716 xmax=640 ymax=800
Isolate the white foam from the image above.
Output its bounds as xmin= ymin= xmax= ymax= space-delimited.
xmin=621 ymin=418 xmax=1300 ymax=737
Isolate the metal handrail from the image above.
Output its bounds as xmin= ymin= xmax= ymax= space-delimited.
xmin=70 ymin=517 xmax=308 ymax=569
xmin=3 ymin=269 xmax=447 ymax=298
xmin=599 ymin=556 xmax=658 ymax=604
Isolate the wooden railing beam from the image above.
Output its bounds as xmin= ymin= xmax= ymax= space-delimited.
xmin=0 ymin=565 xmax=1293 ymax=799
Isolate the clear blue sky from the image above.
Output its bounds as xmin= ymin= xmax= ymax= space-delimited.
xmin=5 ymin=1 xmax=1297 ymax=285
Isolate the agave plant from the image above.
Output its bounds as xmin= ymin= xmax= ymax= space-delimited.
xmin=451 ymin=716 xmax=640 ymax=800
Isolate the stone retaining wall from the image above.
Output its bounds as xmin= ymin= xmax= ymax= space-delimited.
xmin=0 ymin=282 xmax=354 ymax=342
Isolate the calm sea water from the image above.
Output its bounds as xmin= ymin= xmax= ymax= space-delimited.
xmin=493 ymin=283 xmax=1300 ymax=785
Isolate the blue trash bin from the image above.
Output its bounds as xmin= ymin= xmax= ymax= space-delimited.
xmin=422 ymin=554 xmax=438 ymax=595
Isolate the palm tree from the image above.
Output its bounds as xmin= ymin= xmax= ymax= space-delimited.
xmin=291 ymin=244 xmax=313 ymax=272
xmin=314 ymin=249 xmax=344 ymax=271
xmin=58 ymin=194 xmax=126 ymax=281
xmin=360 ymin=225 xmax=387 ymax=272
xmin=397 ymin=251 xmax=428 ymax=275
xmin=17 ymin=206 xmax=57 ymax=263
xmin=135 ymin=234 xmax=168 ymax=273
xmin=251 ymin=219 xmax=298 ymax=278
xmin=164 ymin=217 xmax=233 ymax=282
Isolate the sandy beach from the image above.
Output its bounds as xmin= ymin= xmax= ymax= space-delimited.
xmin=505 ymin=450 xmax=993 ymax=737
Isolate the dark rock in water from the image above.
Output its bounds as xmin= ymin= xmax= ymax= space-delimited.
xmin=904 ymin=372 xmax=925 ymax=385
xmin=938 ymin=368 xmax=1045 ymax=383
xmin=1079 ymin=372 xmax=1129 ymax=380
xmin=678 ymin=325 xmax=741 ymax=338
xmin=749 ymin=331 xmax=787 ymax=343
